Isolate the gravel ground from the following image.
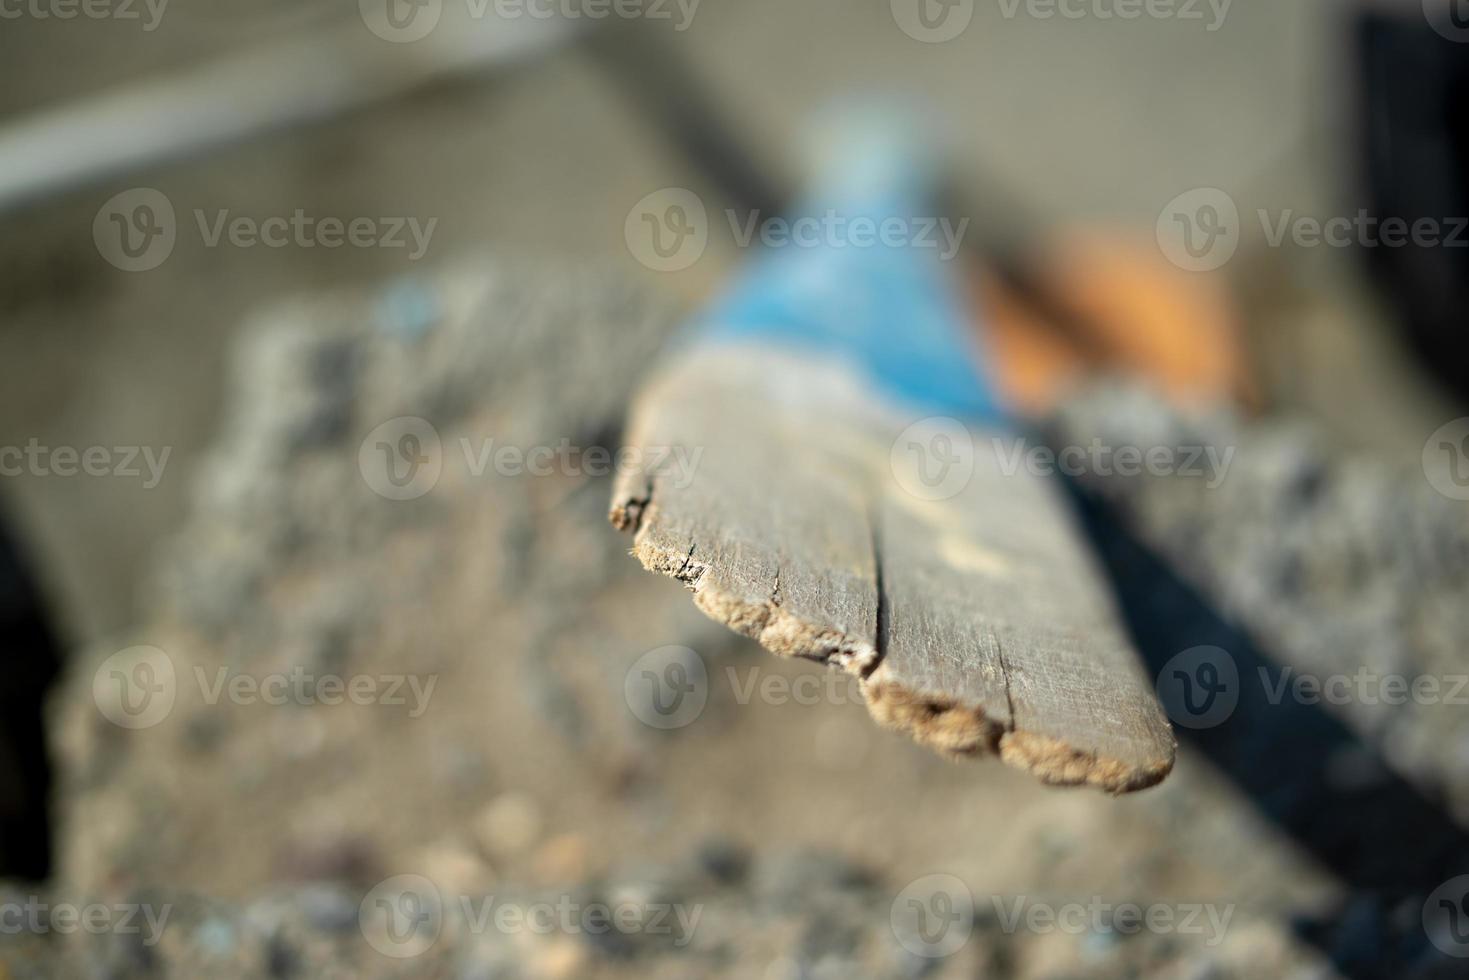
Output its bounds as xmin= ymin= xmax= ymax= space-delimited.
xmin=4 ymin=261 xmax=1464 ymax=977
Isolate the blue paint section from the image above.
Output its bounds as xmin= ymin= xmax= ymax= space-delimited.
xmin=693 ymin=123 xmax=999 ymax=421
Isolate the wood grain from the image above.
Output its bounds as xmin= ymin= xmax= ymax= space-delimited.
xmin=612 ymin=342 xmax=1174 ymax=793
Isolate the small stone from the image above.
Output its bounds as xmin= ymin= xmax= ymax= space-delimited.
xmin=264 ymin=933 xmax=299 ymax=978
xmin=192 ymin=917 xmax=238 ymax=959
xmin=754 ymin=850 xmax=876 ymax=909
xmin=695 ymin=838 xmax=750 ymax=886
xmin=529 ymin=936 xmax=588 ymax=980
xmin=297 ymin=884 xmax=358 ymax=933
xmin=374 ymin=279 xmax=442 ymax=341
xmin=533 ymin=834 xmax=589 ymax=884
xmin=274 ymin=831 xmax=378 ymax=884
xmin=475 ymin=793 xmax=543 ymax=856
xmin=414 ymin=841 xmax=495 ymax=898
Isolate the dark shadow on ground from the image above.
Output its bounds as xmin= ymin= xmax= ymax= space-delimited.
xmin=0 ymin=508 xmax=62 ymax=880
xmin=1064 ymin=480 xmax=1469 ymax=980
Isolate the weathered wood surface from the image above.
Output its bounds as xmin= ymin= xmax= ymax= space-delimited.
xmin=612 ymin=343 xmax=1175 ymax=793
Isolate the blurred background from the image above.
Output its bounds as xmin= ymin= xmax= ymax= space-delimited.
xmin=2 ymin=0 xmax=1469 ymax=977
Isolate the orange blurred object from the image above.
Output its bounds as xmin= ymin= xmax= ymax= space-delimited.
xmin=973 ymin=231 xmax=1252 ymax=414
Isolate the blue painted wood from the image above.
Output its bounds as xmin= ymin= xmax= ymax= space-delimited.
xmin=690 ymin=124 xmax=999 ymax=422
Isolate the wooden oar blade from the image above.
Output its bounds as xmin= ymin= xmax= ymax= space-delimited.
xmin=612 ymin=343 xmax=1175 ymax=793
